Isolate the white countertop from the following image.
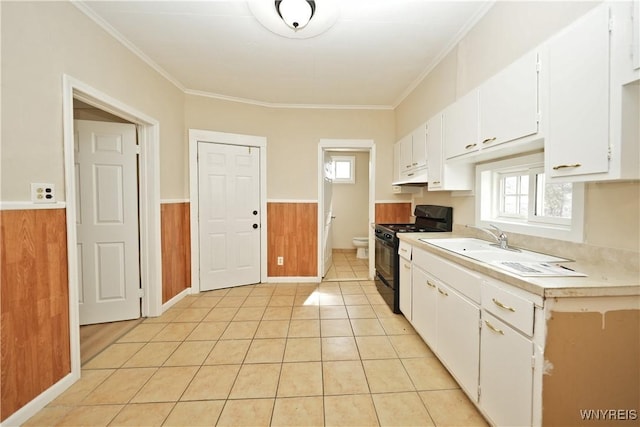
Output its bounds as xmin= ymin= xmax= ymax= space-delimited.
xmin=398 ymin=232 xmax=640 ymax=298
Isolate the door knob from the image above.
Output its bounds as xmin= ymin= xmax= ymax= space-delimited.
xmin=253 ymin=224 xmax=259 ymax=229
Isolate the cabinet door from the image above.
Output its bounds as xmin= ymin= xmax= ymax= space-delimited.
xmin=411 ymin=266 xmax=438 ymax=348
xmin=634 ymin=0 xmax=640 ymax=71
xmin=547 ymin=4 xmax=610 ymax=178
xmin=443 ymin=89 xmax=479 ymax=160
xmin=399 ymin=134 xmax=413 ymax=177
xmin=411 ymin=123 xmax=428 ymax=170
xmin=437 ymin=282 xmax=480 ymax=400
xmin=480 ymin=311 xmax=534 ymax=427
xmin=480 ymin=51 xmax=539 ymax=149
xmin=426 ymin=114 xmax=443 ymax=189
xmin=399 ymin=257 xmax=412 ymax=321
xmin=392 ymin=141 xmax=401 ymax=183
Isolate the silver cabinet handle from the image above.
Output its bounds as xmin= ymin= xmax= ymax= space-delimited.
xmin=437 ymin=288 xmax=448 ymax=296
xmin=465 ymin=143 xmax=477 ymax=150
xmin=426 ymin=280 xmax=436 ymax=288
xmin=482 ymin=137 xmax=497 ymax=144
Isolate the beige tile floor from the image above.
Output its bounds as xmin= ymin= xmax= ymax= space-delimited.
xmin=26 ymin=281 xmax=488 ymax=427
xmin=324 ymin=250 xmax=369 ymax=281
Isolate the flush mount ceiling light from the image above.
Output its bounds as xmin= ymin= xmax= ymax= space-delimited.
xmin=248 ymin=0 xmax=338 ymax=39
xmin=275 ymin=0 xmax=315 ymax=30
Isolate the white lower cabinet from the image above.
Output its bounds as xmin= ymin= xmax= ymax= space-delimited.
xmin=436 ymin=282 xmax=480 ymax=400
xmin=399 ymin=258 xmax=412 ymax=320
xmin=398 ymin=241 xmax=413 ymax=320
xmin=480 ymin=311 xmax=534 ymax=426
xmin=411 ymin=247 xmax=481 ymax=401
xmin=411 ymin=265 xmax=438 ymax=348
xmin=409 ymin=245 xmax=538 ymax=424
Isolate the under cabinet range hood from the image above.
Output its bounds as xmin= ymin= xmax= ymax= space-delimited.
xmin=392 ymin=170 xmax=428 ymax=186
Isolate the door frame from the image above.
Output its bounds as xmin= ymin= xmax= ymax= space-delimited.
xmin=317 ymin=139 xmax=375 ymax=281
xmin=189 ymin=129 xmax=268 ymax=293
xmin=62 ymin=75 xmax=163 ymax=377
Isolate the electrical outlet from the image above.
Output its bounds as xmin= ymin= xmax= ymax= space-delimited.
xmin=277 ymin=256 xmax=284 ymax=266
xmin=31 ymin=183 xmax=56 ymax=203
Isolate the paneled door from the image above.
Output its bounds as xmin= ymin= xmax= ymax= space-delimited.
xmin=322 ymin=150 xmax=334 ymax=277
xmin=75 ymin=120 xmax=140 ymax=325
xmin=198 ymin=142 xmax=261 ymax=291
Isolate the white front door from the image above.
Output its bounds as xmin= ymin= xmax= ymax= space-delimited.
xmin=198 ymin=142 xmax=261 ymax=291
xmin=75 ymin=120 xmax=141 ymax=325
xmin=322 ymin=151 xmax=334 ymax=277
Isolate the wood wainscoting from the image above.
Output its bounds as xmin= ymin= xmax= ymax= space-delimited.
xmin=161 ymin=202 xmax=191 ymax=303
xmin=375 ymin=202 xmax=412 ymax=223
xmin=0 ymin=208 xmax=70 ymax=422
xmin=267 ymin=202 xmax=317 ymax=277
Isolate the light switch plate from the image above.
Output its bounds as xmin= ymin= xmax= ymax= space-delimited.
xmin=31 ymin=183 xmax=56 ymax=203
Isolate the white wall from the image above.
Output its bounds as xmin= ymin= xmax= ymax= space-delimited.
xmin=185 ymin=94 xmax=398 ymax=201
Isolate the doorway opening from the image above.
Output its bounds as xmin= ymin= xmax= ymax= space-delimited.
xmin=318 ymin=139 xmax=375 ymax=282
xmin=62 ymin=75 xmax=163 ymax=378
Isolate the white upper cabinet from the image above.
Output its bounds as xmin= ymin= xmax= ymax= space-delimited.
xmin=426 ymin=114 xmax=444 ymax=188
xmin=479 ymin=50 xmax=539 ymax=151
xmin=394 ymin=122 xmax=428 ymax=183
xmin=634 ymin=1 xmax=640 ymax=71
xmin=392 ymin=141 xmax=401 ymax=184
xmin=546 ymin=2 xmax=639 ymax=182
xmin=411 ymin=124 xmax=428 ymax=170
xmin=442 ymin=50 xmax=539 ymax=162
xmin=443 ymin=89 xmax=480 ymax=160
xmin=398 ymin=134 xmax=413 ymax=175
xmin=426 ymin=114 xmax=473 ymax=191
xmin=546 ymin=4 xmax=611 ymax=179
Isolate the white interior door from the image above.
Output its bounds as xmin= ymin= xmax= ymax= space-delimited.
xmin=322 ymin=151 xmax=334 ymax=276
xmin=198 ymin=142 xmax=261 ymax=291
xmin=75 ymin=120 xmax=140 ymax=325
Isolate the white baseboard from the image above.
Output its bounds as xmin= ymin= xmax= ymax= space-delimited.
xmin=162 ymin=287 xmax=192 ymax=311
xmin=0 ymin=371 xmax=79 ymax=427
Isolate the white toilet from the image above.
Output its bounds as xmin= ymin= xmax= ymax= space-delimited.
xmin=352 ymin=237 xmax=369 ymax=259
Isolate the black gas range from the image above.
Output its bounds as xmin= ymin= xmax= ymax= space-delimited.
xmin=374 ymin=205 xmax=453 ymax=314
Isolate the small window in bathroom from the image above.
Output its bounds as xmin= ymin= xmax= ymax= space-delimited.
xmin=332 ymin=156 xmax=355 ymax=184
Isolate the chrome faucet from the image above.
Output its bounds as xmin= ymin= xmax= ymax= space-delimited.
xmin=466 ymin=224 xmax=516 ymax=251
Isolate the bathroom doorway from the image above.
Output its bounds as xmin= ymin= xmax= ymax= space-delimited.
xmin=317 ymin=140 xmax=375 ymax=282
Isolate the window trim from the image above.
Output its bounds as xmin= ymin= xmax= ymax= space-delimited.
xmin=331 ymin=155 xmax=355 ymax=184
xmin=475 ymin=152 xmax=585 ymax=242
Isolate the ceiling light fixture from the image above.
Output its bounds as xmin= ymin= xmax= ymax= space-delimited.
xmin=248 ymin=0 xmax=337 ymax=40
xmin=275 ymin=0 xmax=316 ymax=31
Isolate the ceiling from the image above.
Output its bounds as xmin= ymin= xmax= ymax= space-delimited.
xmin=76 ymin=0 xmax=493 ymax=109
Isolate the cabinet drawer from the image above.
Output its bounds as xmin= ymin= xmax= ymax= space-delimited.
xmin=413 ymin=247 xmax=481 ymax=303
xmin=398 ymin=241 xmax=412 ymax=261
xmin=481 ymin=281 xmax=534 ymax=336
